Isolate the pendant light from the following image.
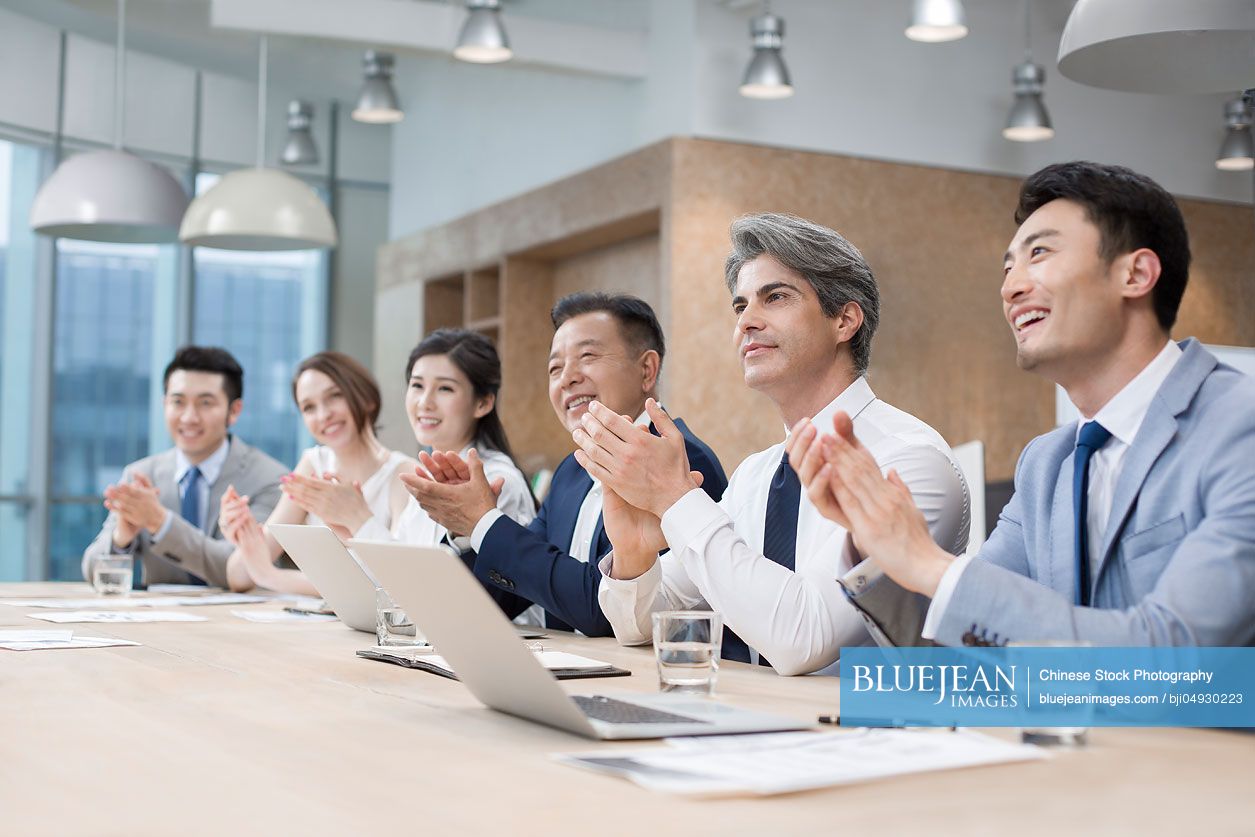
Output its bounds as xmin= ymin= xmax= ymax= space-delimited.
xmin=30 ymin=0 xmax=188 ymax=243
xmin=739 ymin=9 xmax=793 ymax=99
xmin=1003 ymin=0 xmax=1054 ymax=142
xmin=179 ymin=37 xmax=337 ymax=251
xmin=352 ymin=51 xmax=403 ymax=124
xmin=454 ymin=0 xmax=513 ymax=64
xmin=1058 ymin=0 xmax=1255 ymax=95
xmin=280 ymin=100 xmax=319 ymax=166
xmin=906 ymin=0 xmax=968 ymax=43
xmin=1216 ymin=94 xmax=1254 ymax=172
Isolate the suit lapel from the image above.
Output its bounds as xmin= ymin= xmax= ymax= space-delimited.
xmin=1093 ymin=341 xmax=1214 ymax=585
xmin=205 ymin=438 xmax=245 ymax=536
xmin=553 ymin=464 xmax=594 ymax=554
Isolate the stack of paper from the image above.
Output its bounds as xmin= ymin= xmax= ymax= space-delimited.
xmin=27 ymin=611 xmax=208 ymax=624
xmin=0 ymin=593 xmax=269 ymax=609
xmin=557 ymin=729 xmax=1047 ymax=796
xmin=231 ymin=610 xmax=338 ymax=623
xmin=0 ymin=629 xmax=140 ymax=651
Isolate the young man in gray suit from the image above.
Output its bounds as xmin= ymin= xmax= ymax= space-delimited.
xmin=790 ymin=161 xmax=1255 ymax=648
xmin=82 ymin=346 xmax=287 ymax=589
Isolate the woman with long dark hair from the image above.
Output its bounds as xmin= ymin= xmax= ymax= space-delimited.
xmin=219 ymin=351 xmax=417 ymax=594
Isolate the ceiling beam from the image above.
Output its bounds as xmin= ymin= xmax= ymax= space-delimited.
xmin=210 ymin=0 xmax=648 ymax=80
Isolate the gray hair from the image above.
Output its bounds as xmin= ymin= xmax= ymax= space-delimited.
xmin=724 ymin=213 xmax=880 ymax=374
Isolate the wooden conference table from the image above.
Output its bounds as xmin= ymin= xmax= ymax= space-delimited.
xmin=1 ymin=583 xmax=1251 ymax=836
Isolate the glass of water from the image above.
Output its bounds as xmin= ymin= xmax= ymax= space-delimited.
xmin=93 ymin=555 xmax=134 ymax=596
xmin=375 ymin=587 xmax=425 ymax=647
xmin=1009 ymin=640 xmax=1093 ymax=747
xmin=652 ymin=610 xmax=722 ymax=696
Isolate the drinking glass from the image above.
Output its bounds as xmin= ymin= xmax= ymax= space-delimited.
xmin=92 ymin=555 xmax=134 ymax=596
xmin=651 ymin=611 xmax=722 ymax=695
xmin=375 ymin=587 xmax=425 ymax=647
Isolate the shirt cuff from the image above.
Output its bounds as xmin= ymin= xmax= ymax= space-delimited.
xmin=921 ymin=553 xmax=974 ymax=640
xmin=659 ymin=488 xmax=725 ymax=555
xmin=150 ymin=510 xmax=174 ymax=544
xmin=470 ymin=509 xmax=505 ymax=553
xmin=839 ymin=555 xmax=885 ymax=594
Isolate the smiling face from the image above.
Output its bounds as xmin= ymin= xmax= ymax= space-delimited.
xmin=731 ymin=254 xmax=844 ymax=398
xmin=163 ymin=370 xmax=241 ymax=463
xmin=294 ymin=368 xmax=360 ymax=450
xmin=1002 ymin=198 xmax=1133 ymax=380
xmin=405 ymin=353 xmax=491 ymax=452
xmin=547 ymin=312 xmax=654 ymax=433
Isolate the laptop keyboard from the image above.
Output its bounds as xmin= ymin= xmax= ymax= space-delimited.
xmin=573 ymin=695 xmax=710 ymax=726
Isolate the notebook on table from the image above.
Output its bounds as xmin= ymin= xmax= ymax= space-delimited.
xmin=356 ymin=645 xmax=630 ymax=681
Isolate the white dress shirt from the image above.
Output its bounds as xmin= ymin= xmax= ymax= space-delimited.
xmin=597 ymin=377 xmax=970 ymax=676
xmin=304 ymin=445 xmax=407 ymax=531
xmin=922 ymin=339 xmax=1183 ymax=638
xmin=152 ymin=438 xmax=232 ymax=540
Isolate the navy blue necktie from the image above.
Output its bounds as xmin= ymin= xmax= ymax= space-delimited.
xmin=1073 ymin=421 xmax=1111 ymax=606
xmin=723 ymin=453 xmax=801 ymax=665
xmin=179 ymin=466 xmax=208 ymax=587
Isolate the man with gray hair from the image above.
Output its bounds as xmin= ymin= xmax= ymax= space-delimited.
xmin=572 ymin=213 xmax=970 ymax=674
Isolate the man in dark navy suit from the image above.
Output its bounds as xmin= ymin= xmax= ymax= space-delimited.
xmin=401 ymin=292 xmax=727 ymax=635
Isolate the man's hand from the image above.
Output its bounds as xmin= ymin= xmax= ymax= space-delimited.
xmin=815 ymin=410 xmax=951 ymax=596
xmin=281 ymin=472 xmax=373 ymax=535
xmin=104 ymin=473 xmax=167 ymax=544
xmin=399 ymin=449 xmax=502 ymax=538
xmin=571 ymin=399 xmax=696 ymax=518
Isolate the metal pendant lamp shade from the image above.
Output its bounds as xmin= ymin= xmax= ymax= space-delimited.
xmin=740 ymin=13 xmax=793 ymax=99
xmin=905 ymin=0 xmax=968 ymax=43
xmin=280 ymin=100 xmax=319 ymax=166
xmin=179 ymin=37 xmax=337 ymax=251
xmin=1216 ymin=97 xmax=1254 ymax=171
xmin=32 ymin=149 xmax=188 ymax=243
xmin=454 ymin=0 xmax=512 ymax=64
xmin=1058 ymin=0 xmax=1255 ymax=94
xmin=352 ymin=51 xmax=403 ymax=123
xmin=31 ymin=0 xmax=187 ymax=243
xmin=1003 ymin=62 xmax=1054 ymax=142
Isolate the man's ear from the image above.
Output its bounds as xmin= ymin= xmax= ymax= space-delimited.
xmin=1119 ymin=248 xmax=1162 ymax=303
xmin=226 ymin=399 xmax=243 ymax=428
xmin=833 ymin=301 xmax=865 ymax=346
xmin=473 ymin=392 xmax=495 ymax=420
xmin=638 ymin=349 xmax=661 ymax=394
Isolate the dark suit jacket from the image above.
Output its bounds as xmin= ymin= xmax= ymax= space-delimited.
xmin=474 ymin=417 xmax=727 ymax=635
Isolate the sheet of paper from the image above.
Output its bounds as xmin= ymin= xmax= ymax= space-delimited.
xmin=146 ymin=584 xmax=224 ymax=594
xmin=371 ymin=648 xmax=613 ymax=675
xmin=556 ymin=729 xmax=1047 ymax=796
xmin=0 ymin=631 xmax=140 ymax=651
xmin=0 ymin=629 xmax=74 ymax=643
xmin=28 ymin=611 xmax=208 ymax=624
xmin=230 ymin=610 xmax=338 ymax=623
xmin=0 ymin=593 xmax=270 ymax=609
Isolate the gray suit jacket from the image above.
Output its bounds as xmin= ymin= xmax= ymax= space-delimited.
xmin=846 ymin=339 xmax=1255 ymax=647
xmin=82 ymin=436 xmax=288 ymax=588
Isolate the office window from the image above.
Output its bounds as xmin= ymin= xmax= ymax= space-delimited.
xmin=48 ymin=235 xmax=177 ymax=580
xmin=0 ymin=137 xmax=46 ymax=580
xmin=190 ymin=172 xmax=327 ymax=469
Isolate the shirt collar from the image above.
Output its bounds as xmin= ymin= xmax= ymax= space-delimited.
xmin=1079 ymin=340 xmax=1183 ymax=447
xmin=784 ymin=376 xmax=877 ymax=438
xmin=175 ymin=437 xmax=232 ymax=487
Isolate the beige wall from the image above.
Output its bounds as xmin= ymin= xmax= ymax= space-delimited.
xmin=379 ymin=138 xmax=1255 ymax=481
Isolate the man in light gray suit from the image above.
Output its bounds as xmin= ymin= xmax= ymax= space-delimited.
xmin=789 ymin=161 xmax=1255 ymax=647
xmin=82 ymin=346 xmax=287 ymax=589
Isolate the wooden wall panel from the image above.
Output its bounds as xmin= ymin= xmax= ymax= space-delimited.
xmin=551 ymin=233 xmax=662 ymax=313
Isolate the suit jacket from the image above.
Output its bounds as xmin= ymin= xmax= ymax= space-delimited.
xmin=846 ymin=339 xmax=1255 ymax=647
xmin=474 ymin=417 xmax=728 ymax=635
xmin=82 ymin=436 xmax=288 ymax=588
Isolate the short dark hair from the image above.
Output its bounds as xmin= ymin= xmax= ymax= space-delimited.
xmin=1015 ymin=161 xmax=1191 ymax=331
xmin=724 ymin=213 xmax=880 ymax=374
xmin=292 ymin=351 xmax=381 ymax=435
xmin=163 ymin=346 xmax=244 ymax=402
xmin=549 ymin=293 xmax=666 ymax=367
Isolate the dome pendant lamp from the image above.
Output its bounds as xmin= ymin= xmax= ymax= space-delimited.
xmin=454 ymin=0 xmax=513 ymax=64
xmin=179 ymin=37 xmax=337 ymax=251
xmin=739 ymin=9 xmax=793 ymax=99
xmin=1003 ymin=0 xmax=1054 ymax=142
xmin=31 ymin=0 xmax=188 ymax=243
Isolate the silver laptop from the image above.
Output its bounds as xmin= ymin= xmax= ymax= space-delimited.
xmin=269 ymin=524 xmax=379 ymax=633
xmin=349 ymin=539 xmax=811 ymax=740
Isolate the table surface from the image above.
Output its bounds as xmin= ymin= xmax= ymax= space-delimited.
xmin=2 ymin=583 xmax=1251 ymax=836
